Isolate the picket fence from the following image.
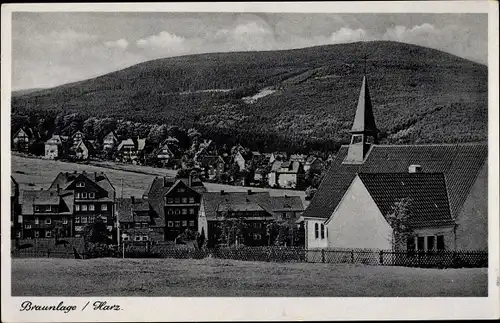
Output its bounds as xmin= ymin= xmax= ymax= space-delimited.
xmin=10 ymin=241 xmax=488 ymax=268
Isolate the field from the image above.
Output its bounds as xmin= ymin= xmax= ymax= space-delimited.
xmin=11 ymin=155 xmax=307 ymax=206
xmin=11 ymin=258 xmax=487 ymax=297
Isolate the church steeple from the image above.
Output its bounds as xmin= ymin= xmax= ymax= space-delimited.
xmin=345 ymin=64 xmax=378 ymax=164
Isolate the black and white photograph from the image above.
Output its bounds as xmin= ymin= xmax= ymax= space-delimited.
xmin=1 ymin=1 xmax=499 ymax=322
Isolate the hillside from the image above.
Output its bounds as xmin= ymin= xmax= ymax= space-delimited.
xmin=12 ymin=41 xmax=488 ymax=152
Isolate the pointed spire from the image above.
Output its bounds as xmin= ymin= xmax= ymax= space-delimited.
xmin=350 ymin=75 xmax=377 ymax=134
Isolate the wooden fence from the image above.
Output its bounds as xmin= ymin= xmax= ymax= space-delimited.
xmin=10 ymin=240 xmax=488 ymax=268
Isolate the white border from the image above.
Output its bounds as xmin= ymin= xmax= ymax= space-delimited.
xmin=1 ymin=2 xmax=499 ymax=322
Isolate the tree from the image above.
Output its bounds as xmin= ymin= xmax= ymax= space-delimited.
xmin=386 ymin=197 xmax=414 ymax=251
xmin=83 ymin=218 xmax=111 ymax=244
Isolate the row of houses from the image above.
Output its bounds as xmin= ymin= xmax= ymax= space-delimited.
xmin=11 ymin=171 xmax=305 ymax=246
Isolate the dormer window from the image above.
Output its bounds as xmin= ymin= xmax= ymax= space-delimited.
xmin=76 ymin=182 xmax=85 ymax=187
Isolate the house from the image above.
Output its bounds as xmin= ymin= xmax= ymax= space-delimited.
xmin=268 ymin=160 xmax=304 ymax=189
xmin=234 ymin=151 xmax=254 ymax=171
xmin=117 ymin=138 xmax=137 ymax=163
xmin=290 ymin=154 xmax=307 ymax=164
xmin=194 ymin=139 xmax=217 ymax=162
xmin=12 ymin=127 xmax=37 ymax=152
xmin=200 ymin=155 xmax=226 ymax=180
xmin=304 ymin=156 xmax=324 ymax=173
xmin=116 ymin=197 xmax=162 ymax=242
xmin=143 ymin=175 xmax=206 ymax=241
xmin=198 ymin=190 xmax=304 ymax=247
xmin=157 ymin=142 xmax=176 ymax=166
xmin=301 ymin=74 xmax=488 ymax=252
xmin=102 ymin=131 xmax=118 ymax=150
xmin=163 ymin=136 xmax=179 ymax=146
xmin=75 ymin=140 xmax=94 ymax=160
xmin=269 ymin=152 xmax=288 ymax=164
xmin=71 ymin=130 xmax=85 ymax=148
xmin=44 ymin=134 xmax=65 ymax=159
xmin=19 ymin=189 xmax=75 ymax=239
xmin=48 ymin=171 xmax=116 ymax=238
xmin=11 ymin=176 xmax=21 ymax=238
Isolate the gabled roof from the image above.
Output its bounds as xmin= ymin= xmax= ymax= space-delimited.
xmin=21 ymin=190 xmax=74 ymax=215
xmin=48 ymin=171 xmax=115 ymax=200
xmin=117 ymin=138 xmax=136 ymax=151
xmin=271 ymin=160 xmax=301 ymax=173
xmin=45 ymin=134 xmax=64 ymax=145
xmin=351 ymin=75 xmax=377 ymax=134
xmin=201 ymin=191 xmax=276 ymax=220
xmin=268 ymin=195 xmax=304 ymax=211
xmin=358 ymin=173 xmax=454 ymax=228
xmin=303 ymin=144 xmax=488 ymax=220
xmin=76 ymin=140 xmax=95 ymax=154
xmin=306 ymin=156 xmax=323 ymax=165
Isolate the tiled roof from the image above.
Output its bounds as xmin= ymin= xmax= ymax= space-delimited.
xmin=21 ymin=190 xmax=74 ymax=215
xmin=358 ymin=173 xmax=454 ymax=228
xmin=217 ymin=203 xmax=264 ymax=212
xmin=117 ymin=138 xmax=135 ymax=151
xmin=271 ymin=160 xmax=301 ymax=173
xmin=48 ymin=171 xmax=115 ymax=201
xmin=303 ymin=144 xmax=488 ymax=220
xmin=268 ymin=196 xmax=304 ymax=211
xmin=116 ymin=198 xmax=151 ymax=222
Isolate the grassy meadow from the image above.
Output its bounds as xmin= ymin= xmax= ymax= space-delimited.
xmin=11 ymin=258 xmax=487 ymax=297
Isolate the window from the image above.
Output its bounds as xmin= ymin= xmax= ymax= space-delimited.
xmin=82 ymin=192 xmax=87 ymax=198
xmin=281 ymin=213 xmax=287 ymax=220
xmin=135 ymin=223 xmax=141 ymax=228
xmin=189 ymin=197 xmax=195 ymax=204
xmin=45 ymin=218 xmax=51 ymax=224
xmin=174 ymin=198 xmax=181 ymax=204
xmin=189 ymin=221 xmax=195 ymax=227
xmin=142 ymin=236 xmax=149 ymax=241
xmin=167 ymin=198 xmax=174 ymax=204
xmin=320 ymin=224 xmax=325 ymax=239
xmin=46 ymin=205 xmax=52 ymax=212
xmin=76 ymin=192 xmax=80 ymax=198
xmin=182 ymin=208 xmax=188 ymax=215
xmin=122 ymin=236 xmax=129 ymax=241
xmin=34 ymin=231 xmax=40 ymax=238
xmin=75 ymin=205 xmax=80 ymax=211
xmin=135 ymin=236 xmax=141 ymax=241
xmin=82 ymin=204 xmax=88 ymax=211
xmin=35 ymin=206 xmax=41 ymax=212
xmin=102 ymin=217 xmax=107 ymax=223
xmin=181 ymin=197 xmax=188 ymax=204
xmin=167 ymin=209 xmax=173 ymax=215
xmin=18 ymin=215 xmax=23 ymax=223
xmin=175 ymin=209 xmax=180 ymax=215
xmin=45 ymin=231 xmax=52 ymax=238
xmin=75 ymin=217 xmax=80 ymax=224
xmin=437 ymin=235 xmax=445 ymax=250
xmin=168 ymin=221 xmax=173 ymax=227
xmin=182 ymin=221 xmax=187 ymax=227
xmin=89 ymin=204 xmax=95 ymax=211
xmin=314 ymin=223 xmax=319 ymax=239
xmin=88 ymin=216 xmax=94 ymax=223
xmin=427 ymin=236 xmax=435 ymax=251
xmin=101 ymin=204 xmax=107 ymax=211
xmin=76 ymin=182 xmax=85 ymax=187
xmin=189 ymin=208 xmax=195 ymax=215
xmin=63 ymin=217 xmax=68 ymax=224
xmin=175 ymin=221 xmax=180 ymax=227
xmin=16 ymin=232 xmax=21 ymax=238
xmin=417 ymin=236 xmax=425 ymax=251
xmin=25 ymin=224 xmax=32 ymax=229
xmin=351 ymin=134 xmax=363 ymax=144
xmin=89 ymin=192 xmax=95 ymax=199
xmin=35 ymin=217 xmax=39 ymax=225
xmin=253 ymin=233 xmax=262 ymax=240
xmin=81 ymin=216 xmax=88 ymax=224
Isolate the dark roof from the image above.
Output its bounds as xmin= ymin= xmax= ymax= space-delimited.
xmin=358 ymin=173 xmax=454 ymax=228
xmin=116 ymin=198 xmax=151 ymax=222
xmin=268 ymin=196 xmax=304 ymax=211
xmin=351 ymin=75 xmax=377 ymax=134
xmin=48 ymin=171 xmax=115 ymax=201
xmin=21 ymin=190 xmax=74 ymax=215
xmin=303 ymin=144 xmax=488 ymax=221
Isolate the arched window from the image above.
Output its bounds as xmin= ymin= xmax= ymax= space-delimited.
xmin=314 ymin=223 xmax=319 ymax=239
xmin=320 ymin=223 xmax=325 ymax=239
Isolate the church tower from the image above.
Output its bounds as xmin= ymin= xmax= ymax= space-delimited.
xmin=345 ymin=73 xmax=378 ymax=163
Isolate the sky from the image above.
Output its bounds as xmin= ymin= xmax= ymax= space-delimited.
xmin=11 ymin=12 xmax=488 ymax=91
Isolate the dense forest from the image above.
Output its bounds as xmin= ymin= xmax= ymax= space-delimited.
xmin=12 ymin=41 xmax=488 ymax=153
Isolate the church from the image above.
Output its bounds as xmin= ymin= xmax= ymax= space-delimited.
xmin=300 ymin=74 xmax=488 ymax=252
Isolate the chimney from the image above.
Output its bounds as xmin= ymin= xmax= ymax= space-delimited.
xmin=131 ymin=196 xmax=135 ymax=204
xmin=56 ymin=184 xmax=60 ymax=193
xmin=188 ymin=172 xmax=193 ymax=187
xmin=408 ymin=165 xmax=422 ymax=173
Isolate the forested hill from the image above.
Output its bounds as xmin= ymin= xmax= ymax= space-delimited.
xmin=12 ymin=41 xmax=487 ymax=153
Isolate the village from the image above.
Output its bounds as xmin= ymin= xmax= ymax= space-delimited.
xmin=10 ymin=74 xmax=488 ymax=263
